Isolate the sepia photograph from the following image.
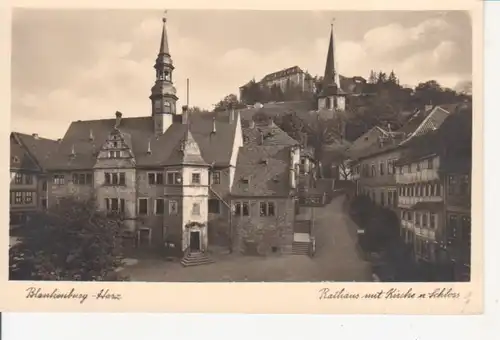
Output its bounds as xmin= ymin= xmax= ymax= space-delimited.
xmin=8 ymin=8 xmax=474 ymax=286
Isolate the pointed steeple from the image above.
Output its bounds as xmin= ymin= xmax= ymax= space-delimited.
xmin=317 ymin=20 xmax=346 ymax=111
xmin=322 ymin=21 xmax=339 ymax=91
xmin=150 ymin=11 xmax=178 ymax=137
xmin=159 ymin=16 xmax=170 ymax=56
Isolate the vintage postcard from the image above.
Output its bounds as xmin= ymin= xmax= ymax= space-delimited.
xmin=0 ymin=0 xmax=483 ymax=314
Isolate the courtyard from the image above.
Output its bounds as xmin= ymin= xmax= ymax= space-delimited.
xmin=121 ymin=194 xmax=372 ymax=282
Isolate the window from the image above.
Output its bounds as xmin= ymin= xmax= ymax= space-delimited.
xmin=460 ymin=175 xmax=470 ymax=195
xmin=436 ymin=183 xmax=441 ymax=196
xmin=427 ymin=159 xmax=433 ymax=169
xmin=387 ymin=160 xmax=394 ymax=175
xmin=388 ymin=191 xmax=393 ymax=206
xmin=208 ymin=199 xmax=220 ymax=214
xmin=380 ymin=192 xmax=385 ymax=206
xmin=371 ymin=164 xmax=376 ymax=177
xmin=25 ymin=175 xmax=33 ymax=185
xmin=211 ymin=171 xmax=221 ymax=185
xmin=119 ymin=173 xmax=125 ymax=185
xmin=167 ymin=172 xmax=182 ymax=185
xmin=138 ymin=198 xmax=148 ymax=215
xmin=448 ymin=176 xmax=457 ymax=195
xmin=110 ymin=198 xmax=119 ymax=212
xmin=168 ymin=200 xmax=178 ymax=215
xmin=423 ymin=185 xmax=428 ymax=197
xmin=399 ymin=166 xmax=403 ymax=174
xmin=72 ymin=173 xmax=92 ymax=185
xmin=14 ymin=173 xmax=23 ymax=184
xmin=416 ymin=162 xmax=421 ymax=171
xmin=109 ymin=151 xmax=120 ymax=158
xmin=192 ymin=203 xmax=201 ymax=216
xmin=155 ymin=199 xmax=164 ymax=215
xmin=148 ymin=172 xmax=164 ymax=185
xmin=120 ymin=198 xmax=125 ymax=213
xmin=407 ymin=164 xmax=411 ymax=173
xmin=53 ymin=174 xmax=65 ymax=185
xmin=14 ymin=192 xmax=22 ymax=204
xmin=422 ymin=213 xmax=428 ymax=227
xmin=105 ymin=173 xmax=111 ymax=185
xmin=430 ymin=184 xmax=435 ymax=196
xmin=415 ymin=212 xmax=421 ymax=226
xmin=448 ymin=215 xmax=458 ymax=243
xmin=407 ymin=211 xmax=413 ymax=221
xmin=234 ymin=201 xmax=250 ymax=216
xmin=42 ymin=180 xmax=47 ymax=191
xmin=379 ymin=162 xmax=385 ymax=175
xmin=241 ymin=177 xmax=250 ymax=185
xmin=191 ymin=173 xmax=201 ymax=185
xmin=24 ymin=192 xmax=33 ymax=204
xmin=260 ymin=202 xmax=275 ymax=217
xmin=430 ymin=213 xmax=436 ymax=229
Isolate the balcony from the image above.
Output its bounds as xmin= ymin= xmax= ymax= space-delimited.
xmin=396 ymin=169 xmax=439 ymax=184
xmin=398 ymin=196 xmax=443 ymax=209
xmin=401 ymin=220 xmax=436 ymax=241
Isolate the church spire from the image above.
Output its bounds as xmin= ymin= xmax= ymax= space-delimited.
xmin=322 ymin=20 xmax=339 ymax=90
xmin=317 ymin=20 xmax=346 ymax=112
xmin=159 ymin=13 xmax=170 ymax=56
xmin=150 ymin=11 xmax=178 ymax=137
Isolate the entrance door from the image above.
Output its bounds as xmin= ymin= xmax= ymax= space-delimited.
xmin=190 ymin=231 xmax=200 ymax=252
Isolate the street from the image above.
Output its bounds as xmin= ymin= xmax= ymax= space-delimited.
xmin=122 ymin=194 xmax=372 ymax=282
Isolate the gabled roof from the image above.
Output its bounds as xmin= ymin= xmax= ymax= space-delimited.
xmin=164 ymin=128 xmax=209 ymax=166
xmin=46 ymin=114 xmax=238 ymax=170
xmin=231 ymin=145 xmax=292 ymax=197
xmin=11 ymin=132 xmax=59 ymax=171
xmin=242 ymin=122 xmax=299 ymax=147
xmin=10 ymin=134 xmax=40 ymax=171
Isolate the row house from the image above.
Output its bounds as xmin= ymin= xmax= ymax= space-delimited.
xmin=27 ymin=17 xmax=304 ymax=260
xmin=9 ymin=132 xmax=59 ymax=228
xmin=395 ymin=105 xmax=472 ymax=280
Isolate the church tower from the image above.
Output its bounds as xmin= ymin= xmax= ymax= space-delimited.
xmin=317 ymin=22 xmax=346 ymax=111
xmin=150 ymin=14 xmax=178 ymax=136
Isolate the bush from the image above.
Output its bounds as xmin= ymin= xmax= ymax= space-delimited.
xmin=9 ymin=197 xmax=126 ymax=281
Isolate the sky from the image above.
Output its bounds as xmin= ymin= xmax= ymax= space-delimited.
xmin=11 ymin=9 xmax=472 ymax=139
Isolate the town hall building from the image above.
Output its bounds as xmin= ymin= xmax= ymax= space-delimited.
xmin=11 ymin=16 xmax=313 ymax=262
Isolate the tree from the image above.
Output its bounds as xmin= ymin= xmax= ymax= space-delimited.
xmin=9 ymin=197 xmax=127 ymax=281
xmin=213 ymin=94 xmax=246 ymax=112
xmin=273 ymin=110 xmax=306 ymax=144
xmin=368 ymin=70 xmax=378 ymax=84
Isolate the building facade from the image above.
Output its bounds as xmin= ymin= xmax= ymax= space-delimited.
xmin=9 ymin=133 xmax=58 ymax=228
xmin=26 ymin=17 xmax=305 ymax=258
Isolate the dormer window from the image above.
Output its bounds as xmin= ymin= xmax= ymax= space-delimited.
xmin=12 ymin=156 xmax=19 ymax=163
xmin=241 ymin=177 xmax=249 ymax=185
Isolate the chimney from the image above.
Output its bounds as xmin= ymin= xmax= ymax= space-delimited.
xmin=115 ymin=111 xmax=122 ymax=128
xmin=211 ymin=117 xmax=217 ymax=134
xmin=147 ymin=140 xmax=152 ymax=155
xmin=258 ymin=129 xmax=264 ymax=145
xmin=182 ymin=105 xmax=189 ymax=124
xmin=57 ymin=138 xmax=62 ymax=143
xmin=32 ymin=133 xmax=39 ymax=139
xmin=89 ymin=129 xmax=94 ymax=141
xmin=70 ymin=144 xmax=76 ymax=157
xmin=229 ymin=109 xmax=235 ymax=123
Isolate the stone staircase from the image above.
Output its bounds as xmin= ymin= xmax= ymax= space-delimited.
xmin=181 ymin=251 xmax=215 ymax=267
xmin=292 ymin=241 xmax=310 ymax=256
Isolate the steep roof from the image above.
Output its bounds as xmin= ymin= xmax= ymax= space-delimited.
xmin=47 ymin=114 xmax=237 ymax=170
xmin=242 ymin=122 xmax=299 ymax=147
xmin=10 ymin=134 xmax=40 ymax=171
xmin=231 ymin=145 xmax=292 ymax=197
xmin=395 ymin=104 xmax=472 ymax=172
xmin=261 ymin=66 xmax=304 ymax=82
xmin=12 ymin=132 xmax=60 ymax=171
